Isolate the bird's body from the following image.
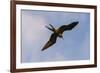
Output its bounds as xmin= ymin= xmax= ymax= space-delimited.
xmin=41 ymin=21 xmax=79 ymax=51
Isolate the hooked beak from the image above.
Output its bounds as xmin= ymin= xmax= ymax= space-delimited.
xmin=61 ymin=36 xmax=64 ymax=39
xmin=59 ymin=34 xmax=64 ymax=39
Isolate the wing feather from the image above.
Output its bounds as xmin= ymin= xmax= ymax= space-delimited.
xmin=58 ymin=21 xmax=79 ymax=34
xmin=41 ymin=33 xmax=57 ymax=51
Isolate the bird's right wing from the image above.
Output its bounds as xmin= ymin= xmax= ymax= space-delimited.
xmin=41 ymin=33 xmax=57 ymax=51
xmin=58 ymin=21 xmax=79 ymax=34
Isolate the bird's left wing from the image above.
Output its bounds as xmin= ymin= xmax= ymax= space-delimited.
xmin=41 ymin=33 xmax=58 ymax=51
xmin=58 ymin=21 xmax=79 ymax=34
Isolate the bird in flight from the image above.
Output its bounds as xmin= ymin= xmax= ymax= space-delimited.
xmin=41 ymin=21 xmax=79 ymax=51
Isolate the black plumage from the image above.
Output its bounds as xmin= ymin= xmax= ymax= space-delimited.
xmin=58 ymin=22 xmax=79 ymax=34
xmin=41 ymin=21 xmax=79 ymax=51
xmin=41 ymin=33 xmax=57 ymax=51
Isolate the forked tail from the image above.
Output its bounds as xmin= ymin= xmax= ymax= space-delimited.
xmin=45 ymin=24 xmax=56 ymax=33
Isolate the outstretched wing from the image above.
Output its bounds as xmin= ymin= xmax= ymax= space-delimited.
xmin=41 ymin=33 xmax=58 ymax=51
xmin=58 ymin=21 xmax=79 ymax=34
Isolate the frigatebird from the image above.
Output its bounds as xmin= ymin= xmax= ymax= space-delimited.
xmin=41 ymin=21 xmax=79 ymax=51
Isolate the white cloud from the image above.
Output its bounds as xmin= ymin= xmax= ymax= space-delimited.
xmin=22 ymin=12 xmax=48 ymax=42
xmin=21 ymin=11 xmax=51 ymax=62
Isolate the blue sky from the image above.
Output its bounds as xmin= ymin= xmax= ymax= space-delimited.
xmin=21 ymin=9 xmax=90 ymax=63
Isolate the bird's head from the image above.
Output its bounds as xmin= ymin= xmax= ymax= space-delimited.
xmin=58 ymin=34 xmax=63 ymax=39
